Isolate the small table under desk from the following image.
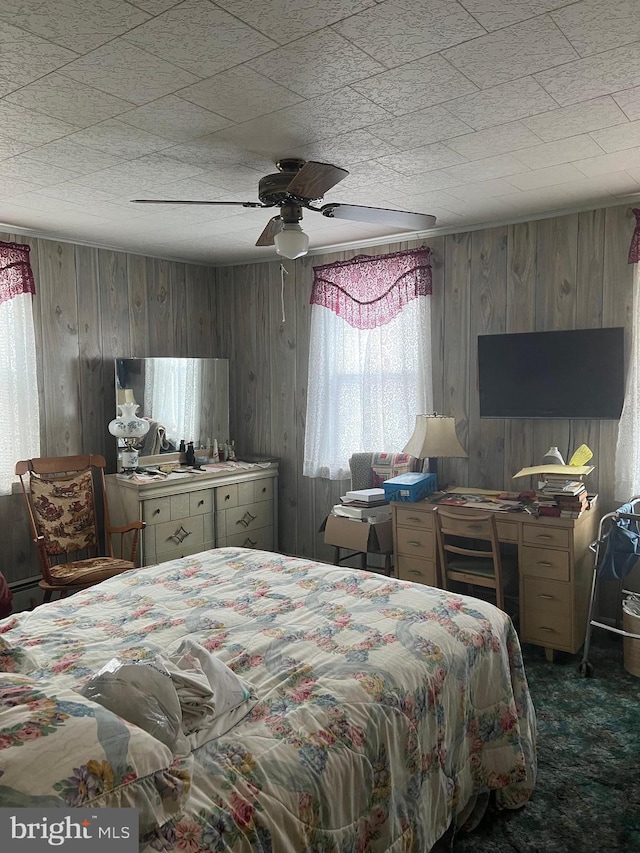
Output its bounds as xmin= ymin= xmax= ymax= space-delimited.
xmin=391 ymin=492 xmax=599 ymax=662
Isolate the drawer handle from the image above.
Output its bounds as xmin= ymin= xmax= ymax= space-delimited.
xmin=538 ymin=594 xmax=554 ymax=600
xmin=537 ymin=561 xmax=554 ymax=567
xmin=224 ymin=494 xmax=231 ymax=501
xmin=406 ymin=516 xmax=421 ymax=522
xmin=262 ymin=486 xmax=267 ymax=493
xmin=539 ymin=626 xmax=555 ymax=633
xmin=153 ymin=508 xmax=161 ymax=516
xmin=536 ymin=534 xmax=553 ymax=540
xmin=407 ymin=540 xmax=422 ymax=546
xmin=243 ymin=537 xmax=257 ymax=547
xmin=198 ymin=499 xmax=204 ymax=507
xmin=237 ymin=510 xmax=257 ymax=528
xmin=409 ymin=569 xmax=421 ymax=576
xmin=169 ymin=526 xmax=191 ymax=545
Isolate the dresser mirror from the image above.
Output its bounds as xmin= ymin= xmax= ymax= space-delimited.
xmin=114 ymin=357 xmax=229 ymax=459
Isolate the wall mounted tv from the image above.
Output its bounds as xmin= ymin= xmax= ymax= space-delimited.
xmin=478 ymin=327 xmax=625 ymax=419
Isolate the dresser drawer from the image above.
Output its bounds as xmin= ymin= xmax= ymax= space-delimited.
xmin=223 ymin=526 xmax=274 ymax=551
xmin=154 ymin=515 xmax=205 ymax=557
xmin=217 ymin=500 xmax=273 ymax=540
xmin=151 ymin=538 xmax=215 ymax=565
xmin=523 ymin=523 xmax=570 ymax=550
xmin=395 ymin=507 xmax=433 ymax=530
xmin=396 ymin=556 xmax=437 ymax=587
xmin=395 ymin=525 xmax=435 ymax=559
xmin=216 ymin=484 xmax=238 ymax=509
xmin=189 ymin=489 xmax=213 ymax=516
xmin=521 ymin=577 xmax=572 ymax=647
xmin=520 ymin=545 xmax=570 ymax=581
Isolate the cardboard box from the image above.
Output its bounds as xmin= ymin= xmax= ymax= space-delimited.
xmin=383 ymin=472 xmax=438 ymax=502
xmin=321 ymin=514 xmax=393 ymax=554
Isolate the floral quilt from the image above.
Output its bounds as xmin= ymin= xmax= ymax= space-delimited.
xmin=0 ymin=547 xmax=536 ymax=852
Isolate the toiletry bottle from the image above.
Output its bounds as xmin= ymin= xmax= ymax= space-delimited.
xmin=186 ymin=441 xmax=195 ymax=466
xmin=212 ymin=438 xmax=219 ymax=462
xmin=179 ymin=439 xmax=186 ymax=454
xmin=228 ymin=440 xmax=236 ymax=461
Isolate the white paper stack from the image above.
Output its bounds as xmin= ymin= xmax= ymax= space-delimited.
xmin=343 ymin=488 xmax=386 ymax=503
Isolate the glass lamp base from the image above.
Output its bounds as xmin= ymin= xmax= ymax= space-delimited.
xmin=121 ymin=449 xmax=140 ymax=472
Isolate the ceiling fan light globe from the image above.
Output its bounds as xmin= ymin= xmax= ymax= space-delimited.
xmin=274 ymin=223 xmax=309 ymax=259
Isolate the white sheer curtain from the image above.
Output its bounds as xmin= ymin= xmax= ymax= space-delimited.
xmin=304 ymin=249 xmax=433 ymax=480
xmin=144 ymin=358 xmax=201 ymax=447
xmin=0 ymin=243 xmax=40 ymax=495
xmin=615 ymin=263 xmax=640 ymax=501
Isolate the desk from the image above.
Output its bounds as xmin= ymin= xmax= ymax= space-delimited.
xmin=391 ymin=494 xmax=599 ymax=661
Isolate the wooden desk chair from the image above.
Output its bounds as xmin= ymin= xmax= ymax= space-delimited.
xmin=16 ymin=454 xmax=145 ymax=602
xmin=434 ymin=506 xmax=517 ymax=611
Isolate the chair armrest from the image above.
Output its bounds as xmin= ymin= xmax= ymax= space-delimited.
xmin=106 ymin=521 xmax=145 ymax=563
xmin=107 ymin=520 xmax=146 ymax=534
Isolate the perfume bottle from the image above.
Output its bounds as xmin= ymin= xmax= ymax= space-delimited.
xmin=185 ymin=441 xmax=195 ymax=466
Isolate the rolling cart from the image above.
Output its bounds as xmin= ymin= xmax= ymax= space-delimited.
xmin=579 ymin=496 xmax=640 ymax=677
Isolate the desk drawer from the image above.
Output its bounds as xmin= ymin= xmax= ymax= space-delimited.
xmin=395 ymin=525 xmax=435 ymax=559
xmin=520 ymin=545 xmax=570 ymax=581
xmin=395 ymin=507 xmax=433 ymax=531
xmin=521 ymin=577 xmax=572 ymax=647
xmin=397 ymin=556 xmax=436 ymax=587
xmin=523 ymin=523 xmax=570 ymax=550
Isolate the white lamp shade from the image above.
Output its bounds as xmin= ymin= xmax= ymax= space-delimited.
xmin=274 ymin=223 xmax=309 ymax=259
xmin=108 ymin=402 xmax=150 ymax=440
xmin=403 ymin=414 xmax=467 ymax=459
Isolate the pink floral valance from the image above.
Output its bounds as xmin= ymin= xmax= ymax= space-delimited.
xmin=629 ymin=209 xmax=640 ymax=264
xmin=0 ymin=241 xmax=36 ymax=306
xmin=311 ymin=247 xmax=432 ymax=330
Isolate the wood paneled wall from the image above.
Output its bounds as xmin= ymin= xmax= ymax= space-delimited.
xmin=1 ymin=202 xmax=636 ymax=584
xmin=0 ymin=230 xmax=215 ymax=584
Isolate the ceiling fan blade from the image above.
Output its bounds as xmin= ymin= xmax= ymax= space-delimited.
xmin=255 ymin=216 xmax=283 ymax=247
xmin=131 ymin=199 xmax=265 ymax=207
xmin=319 ymin=203 xmax=436 ymax=230
xmin=286 ymin=161 xmax=349 ymax=200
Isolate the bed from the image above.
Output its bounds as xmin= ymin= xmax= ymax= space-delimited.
xmin=0 ymin=547 xmax=536 ymax=851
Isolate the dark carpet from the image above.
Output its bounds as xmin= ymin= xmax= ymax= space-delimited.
xmin=440 ymin=629 xmax=640 ymax=852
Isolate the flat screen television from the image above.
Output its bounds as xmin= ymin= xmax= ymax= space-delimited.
xmin=478 ymin=327 xmax=625 ymax=419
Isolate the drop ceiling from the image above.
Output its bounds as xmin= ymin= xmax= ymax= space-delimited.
xmin=1 ymin=0 xmax=640 ymax=265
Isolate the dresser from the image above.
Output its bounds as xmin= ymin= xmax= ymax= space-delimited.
xmin=392 ymin=496 xmax=599 ymax=661
xmin=105 ymin=463 xmax=278 ymax=567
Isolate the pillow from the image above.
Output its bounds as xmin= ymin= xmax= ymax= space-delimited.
xmin=0 ymin=674 xmax=192 ymax=837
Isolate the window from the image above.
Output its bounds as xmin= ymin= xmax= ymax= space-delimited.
xmin=304 ymin=248 xmax=433 ymax=480
xmin=0 ymin=242 xmax=40 ymax=495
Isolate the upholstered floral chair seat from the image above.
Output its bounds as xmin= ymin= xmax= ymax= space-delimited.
xmin=48 ymin=557 xmax=133 ymax=585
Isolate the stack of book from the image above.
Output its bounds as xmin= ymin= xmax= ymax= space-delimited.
xmin=536 ymin=476 xmax=589 ymax=518
xmin=332 ymin=488 xmax=391 ymax=523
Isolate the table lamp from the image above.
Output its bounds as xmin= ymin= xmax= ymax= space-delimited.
xmin=108 ymin=402 xmax=150 ymax=472
xmin=403 ymin=413 xmax=467 ymax=488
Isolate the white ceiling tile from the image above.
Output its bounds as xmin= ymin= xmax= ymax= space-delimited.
xmin=0 ymin=155 xmax=84 ymax=186
xmin=441 ymin=153 xmax=533 ymax=183
xmin=522 ymin=97 xmax=629 ymax=142
xmin=74 ymin=154 xmax=207 ymax=194
xmin=179 ymin=66 xmax=302 ymax=123
xmin=505 ymin=163 xmax=587 ymax=191
xmin=296 ymin=130 xmax=399 ymax=167
xmin=613 ymin=86 xmax=640 ymax=121
xmin=4 ymin=73 xmax=135 ymax=126
xmin=352 ymin=55 xmax=478 ymax=116
xmin=117 ymin=96 xmax=233 ymax=142
xmin=0 ymin=0 xmax=151 ymax=53
xmin=160 ymin=137 xmax=273 ymax=171
xmin=573 ymin=146 xmax=640 ymax=177
xmin=58 ymin=40 xmax=200 ymax=106
xmin=0 ymin=138 xmax=33 ymax=160
xmin=442 ymin=16 xmax=579 ymax=89
xmin=190 ymin=165 xmax=268 ymax=196
xmin=332 ymin=0 xmax=484 ymax=68
xmin=0 ymin=103 xmax=77 ymax=147
xmin=403 ymin=191 xmax=517 ymax=219
xmin=0 ymin=23 xmax=78 ymax=87
xmin=378 ymin=171 xmax=468 ymax=196
xmin=367 ymin=105 xmax=473 ymax=149
xmin=551 ymin=0 xmax=640 ymax=57
xmin=444 ymin=77 xmax=558 ymax=130
xmin=513 ymin=134 xmax=605 ymax=169
xmin=444 ymin=178 xmax=523 ymax=201
xmin=20 ymin=139 xmax=124 ymax=174
xmin=590 ymin=120 xmax=640 ymax=153
xmin=0 ymin=77 xmax=18 ymax=97
xmin=444 ymin=121 xmax=543 ymax=160
xmin=128 ymin=0 xmax=180 ymax=13
xmin=535 ymin=43 xmax=640 ymax=105
xmin=457 ymin=1 xmax=571 ymax=32
xmin=247 ymin=29 xmax=384 ymax=98
xmin=0 ymin=177 xmax=44 ymax=199
xmin=121 ymin=0 xmax=277 ymax=78
xmin=65 ymin=120 xmax=175 ymax=158
xmin=33 ymin=184 xmax=119 ymax=205
xmin=377 ymin=143 xmax=467 ymax=174
xmin=215 ymin=0 xmax=376 ymax=45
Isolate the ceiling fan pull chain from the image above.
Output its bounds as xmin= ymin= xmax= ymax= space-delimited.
xmin=280 ymin=263 xmax=288 ymax=324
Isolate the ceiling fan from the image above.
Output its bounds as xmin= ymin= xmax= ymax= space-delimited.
xmin=132 ymin=158 xmax=436 ymax=259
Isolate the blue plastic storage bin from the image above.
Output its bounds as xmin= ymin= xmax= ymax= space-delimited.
xmin=383 ymin=472 xmax=438 ymax=502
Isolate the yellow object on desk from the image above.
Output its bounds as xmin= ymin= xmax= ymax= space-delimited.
xmin=513 ymin=464 xmax=594 ymax=479
xmin=569 ymin=444 xmax=594 ymax=466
